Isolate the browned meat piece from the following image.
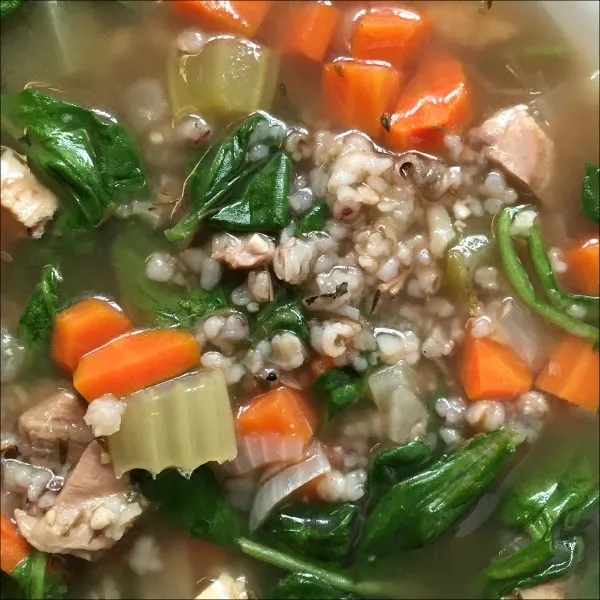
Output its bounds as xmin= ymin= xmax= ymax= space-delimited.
xmin=18 ymin=389 xmax=94 ymax=469
xmin=14 ymin=440 xmax=143 ymax=559
xmin=469 ymin=106 xmax=554 ymax=199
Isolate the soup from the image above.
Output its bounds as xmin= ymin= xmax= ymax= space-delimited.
xmin=1 ymin=1 xmax=598 ymax=599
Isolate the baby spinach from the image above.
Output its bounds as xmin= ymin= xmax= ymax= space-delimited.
xmin=260 ymin=502 xmax=359 ymax=564
xmin=360 ymin=428 xmax=524 ymax=557
xmin=209 ymin=151 xmax=291 ymax=231
xmin=9 ymin=550 xmax=68 ymax=600
xmin=139 ymin=466 xmax=245 ymax=548
xmin=1 ymin=90 xmax=147 ymax=233
xmin=0 ymin=0 xmax=21 ymax=20
xmin=251 ymin=298 xmax=309 ymax=342
xmin=366 ymin=440 xmax=432 ymax=502
xmin=312 ymin=368 xmax=364 ymax=423
xmin=165 ymin=113 xmax=284 ymax=242
xmin=581 ymin=162 xmax=599 ymax=224
xmin=295 ymin=201 xmax=330 ymax=235
xmin=17 ymin=263 xmax=63 ymax=350
xmin=264 ymin=573 xmax=364 ymax=600
xmin=112 ymin=221 xmax=228 ymax=328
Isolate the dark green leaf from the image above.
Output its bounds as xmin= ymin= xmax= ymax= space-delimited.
xmin=251 ymin=298 xmax=309 ymax=342
xmin=312 ymin=368 xmax=363 ymax=423
xmin=209 ymin=151 xmax=291 ymax=231
xmin=165 ymin=113 xmax=282 ymax=242
xmin=17 ymin=264 xmax=63 ymax=349
xmin=1 ymin=90 xmax=147 ymax=233
xmin=487 ymin=536 xmax=583 ymax=599
xmin=0 ymin=0 xmax=21 ymax=19
xmin=581 ymin=162 xmax=600 ymax=223
xmin=367 ymin=439 xmax=432 ymax=501
xmin=10 ymin=551 xmax=68 ymax=600
xmin=259 ymin=502 xmax=358 ymax=564
xmin=139 ymin=466 xmax=245 ymax=548
xmin=485 ymin=535 xmax=555 ymax=581
xmin=360 ymin=428 xmax=523 ymax=557
xmin=112 ymin=221 xmax=228 ymax=328
xmin=295 ymin=201 xmax=330 ymax=235
xmin=264 ymin=573 xmax=364 ymax=600
xmin=564 ymin=489 xmax=599 ymax=529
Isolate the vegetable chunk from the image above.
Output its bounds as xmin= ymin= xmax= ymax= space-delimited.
xmin=73 ymin=329 xmax=200 ymax=401
xmin=1 ymin=515 xmax=31 ymax=574
xmin=461 ymin=331 xmax=533 ymax=401
xmin=322 ymin=60 xmax=401 ymax=138
xmin=565 ymin=238 xmax=599 ymax=296
xmin=52 ymin=298 xmax=133 ymax=373
xmin=535 ymin=334 xmax=599 ymax=412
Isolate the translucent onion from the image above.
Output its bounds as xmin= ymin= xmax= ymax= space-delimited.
xmin=249 ymin=444 xmax=331 ymax=531
xmin=108 ymin=369 xmax=237 ymax=478
xmin=222 ymin=434 xmax=305 ymax=477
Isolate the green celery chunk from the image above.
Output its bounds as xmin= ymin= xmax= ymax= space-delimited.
xmin=108 ymin=369 xmax=237 ymax=477
xmin=168 ymin=38 xmax=279 ymax=120
xmin=444 ymin=233 xmax=493 ymax=297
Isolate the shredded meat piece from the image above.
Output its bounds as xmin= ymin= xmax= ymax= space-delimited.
xmin=507 ymin=579 xmax=566 ymax=599
xmin=211 ymin=233 xmax=275 ymax=269
xmin=469 ymin=105 xmax=554 ymax=199
xmin=1 ymin=149 xmax=58 ymax=238
xmin=18 ymin=389 xmax=93 ymax=469
xmin=14 ymin=440 xmax=142 ymax=559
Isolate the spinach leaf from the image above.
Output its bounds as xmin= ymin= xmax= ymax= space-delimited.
xmin=1 ymin=90 xmax=147 ymax=233
xmin=564 ymin=489 xmax=599 ymax=529
xmin=581 ymin=162 xmax=600 ymax=223
xmin=264 ymin=573 xmax=364 ymax=600
xmin=367 ymin=440 xmax=432 ymax=501
xmin=312 ymin=368 xmax=363 ymax=423
xmin=112 ymin=221 xmax=228 ymax=328
xmin=209 ymin=151 xmax=291 ymax=231
xmin=251 ymin=298 xmax=309 ymax=342
xmin=259 ymin=502 xmax=358 ymax=564
xmin=486 ymin=536 xmax=583 ymax=599
xmin=139 ymin=466 xmax=245 ymax=548
xmin=360 ymin=428 xmax=524 ymax=557
xmin=485 ymin=534 xmax=555 ymax=581
xmin=10 ymin=551 xmax=68 ymax=600
xmin=0 ymin=0 xmax=21 ymax=20
xmin=295 ymin=201 xmax=330 ymax=235
xmin=17 ymin=264 xmax=63 ymax=349
xmin=165 ymin=113 xmax=282 ymax=242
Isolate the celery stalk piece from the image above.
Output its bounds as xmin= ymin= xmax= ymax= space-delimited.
xmin=168 ymin=37 xmax=280 ymax=120
xmin=444 ymin=233 xmax=493 ymax=297
xmin=108 ymin=369 xmax=237 ymax=478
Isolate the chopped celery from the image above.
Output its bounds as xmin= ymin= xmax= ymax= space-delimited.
xmin=367 ymin=362 xmax=422 ymax=410
xmin=108 ymin=369 xmax=237 ymax=478
xmin=168 ymin=38 xmax=279 ymax=120
xmin=444 ymin=233 xmax=494 ymax=297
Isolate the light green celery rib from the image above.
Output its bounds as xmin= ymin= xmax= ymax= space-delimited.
xmin=108 ymin=369 xmax=237 ymax=478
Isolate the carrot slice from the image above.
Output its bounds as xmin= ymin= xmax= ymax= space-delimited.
xmin=51 ymin=298 xmax=133 ymax=373
xmin=565 ymin=238 xmax=599 ymax=296
xmin=174 ymin=1 xmax=272 ymax=37
xmin=385 ymin=52 xmax=471 ymax=151
xmin=277 ymin=2 xmax=340 ymax=62
xmin=236 ymin=386 xmax=317 ymax=444
xmin=309 ymin=355 xmax=336 ymax=381
xmin=322 ymin=59 xmax=402 ymax=138
xmin=1 ymin=515 xmax=31 ymax=574
xmin=460 ymin=332 xmax=533 ymax=401
xmin=73 ymin=329 xmax=200 ymax=402
xmin=535 ymin=334 xmax=599 ymax=412
xmin=351 ymin=7 xmax=430 ymax=67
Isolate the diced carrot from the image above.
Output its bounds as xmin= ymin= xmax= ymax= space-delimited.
xmin=322 ymin=59 xmax=402 ymax=138
xmin=236 ymin=386 xmax=317 ymax=444
xmin=460 ymin=331 xmax=533 ymax=401
xmin=351 ymin=7 xmax=430 ymax=68
xmin=277 ymin=2 xmax=340 ymax=62
xmin=174 ymin=1 xmax=272 ymax=37
xmin=309 ymin=355 xmax=335 ymax=380
xmin=51 ymin=298 xmax=133 ymax=373
xmin=384 ymin=52 xmax=471 ymax=151
xmin=1 ymin=515 xmax=31 ymax=574
xmin=73 ymin=329 xmax=200 ymax=402
xmin=535 ymin=334 xmax=599 ymax=412
xmin=565 ymin=238 xmax=599 ymax=296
